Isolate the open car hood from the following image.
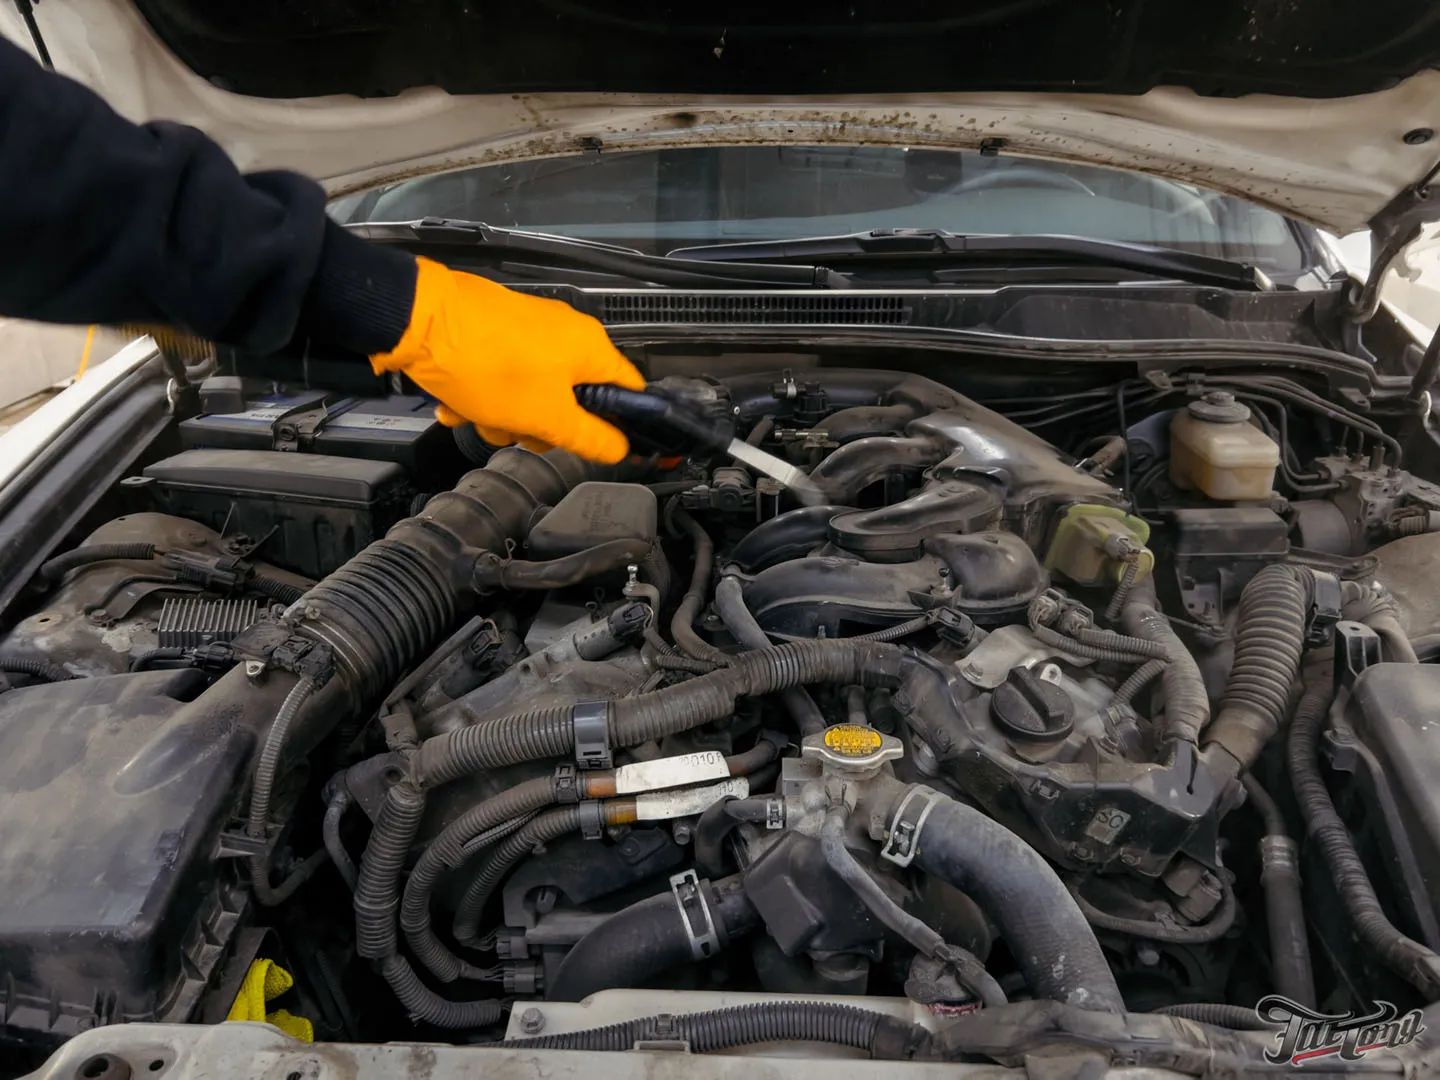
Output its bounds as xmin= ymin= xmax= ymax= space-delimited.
xmin=4 ymin=0 xmax=1440 ymax=234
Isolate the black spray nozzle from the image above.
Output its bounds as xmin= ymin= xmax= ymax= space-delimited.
xmin=574 ymin=384 xmax=734 ymax=456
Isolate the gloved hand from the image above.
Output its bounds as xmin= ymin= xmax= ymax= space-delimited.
xmin=370 ymin=258 xmax=645 ymax=463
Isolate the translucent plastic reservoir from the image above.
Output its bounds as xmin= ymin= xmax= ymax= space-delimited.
xmin=1170 ymin=393 xmax=1279 ymax=502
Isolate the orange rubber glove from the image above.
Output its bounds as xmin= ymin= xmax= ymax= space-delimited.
xmin=370 ymin=258 xmax=645 ymax=464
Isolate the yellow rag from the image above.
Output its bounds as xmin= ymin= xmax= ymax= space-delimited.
xmin=225 ymin=958 xmax=314 ymax=1042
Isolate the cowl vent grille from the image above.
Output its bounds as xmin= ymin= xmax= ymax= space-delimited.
xmin=599 ymin=293 xmax=908 ymax=325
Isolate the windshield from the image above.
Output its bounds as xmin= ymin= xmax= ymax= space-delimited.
xmin=330 ymin=145 xmax=1308 ymax=272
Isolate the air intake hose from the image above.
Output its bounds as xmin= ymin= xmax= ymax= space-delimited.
xmin=300 ymin=447 xmax=608 ymax=703
xmin=1203 ymin=564 xmax=1313 ymax=781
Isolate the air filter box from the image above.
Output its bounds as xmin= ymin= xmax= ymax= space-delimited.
xmin=141 ymin=450 xmax=412 ymax=578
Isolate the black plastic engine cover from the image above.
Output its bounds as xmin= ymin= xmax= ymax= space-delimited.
xmin=1345 ymin=663 xmax=1440 ymax=940
xmin=743 ymin=531 xmax=1047 ymax=635
xmin=0 ymin=670 xmax=249 ymax=1045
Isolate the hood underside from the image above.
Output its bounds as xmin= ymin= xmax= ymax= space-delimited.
xmin=5 ymin=0 xmax=1440 ymax=233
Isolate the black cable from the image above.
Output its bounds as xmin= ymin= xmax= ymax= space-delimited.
xmin=1071 ymin=877 xmax=1237 ymax=944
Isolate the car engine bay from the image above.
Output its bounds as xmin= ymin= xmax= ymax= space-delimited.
xmin=6 ymin=356 xmax=1440 ymax=1070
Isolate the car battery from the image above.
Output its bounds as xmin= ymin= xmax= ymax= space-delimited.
xmin=178 ymin=380 xmax=463 ymax=479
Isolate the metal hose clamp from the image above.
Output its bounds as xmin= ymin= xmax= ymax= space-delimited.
xmin=881 ymin=785 xmax=942 ymax=868
xmin=669 ymin=869 xmax=721 ymax=960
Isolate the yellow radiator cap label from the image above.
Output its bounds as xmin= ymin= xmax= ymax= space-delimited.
xmin=824 ymin=724 xmax=884 ymax=757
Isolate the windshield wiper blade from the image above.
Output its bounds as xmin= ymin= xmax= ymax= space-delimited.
xmin=669 ymin=229 xmax=1272 ymax=291
xmin=347 ymin=218 xmax=844 ymax=288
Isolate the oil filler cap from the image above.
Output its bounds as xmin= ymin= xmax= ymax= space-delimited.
xmin=991 ymin=667 xmax=1074 ymax=740
xmin=802 ymin=724 xmax=903 ymax=775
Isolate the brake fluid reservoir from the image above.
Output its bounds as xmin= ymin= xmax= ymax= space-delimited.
xmin=1170 ymin=391 xmax=1279 ymax=502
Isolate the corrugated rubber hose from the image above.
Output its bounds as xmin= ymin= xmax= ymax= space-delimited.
xmin=247 ymin=676 xmax=319 ymax=906
xmin=39 ymin=541 xmax=155 ymax=581
xmin=1120 ymin=577 xmax=1209 ymax=743
xmin=500 ymin=1001 xmax=929 ymax=1057
xmin=1203 ymin=564 xmax=1313 ymax=779
xmin=0 ymin=657 xmax=74 ymax=683
xmin=1154 ymin=1003 xmax=1271 ymax=1031
xmin=357 ymin=639 xmax=905 ymax=1027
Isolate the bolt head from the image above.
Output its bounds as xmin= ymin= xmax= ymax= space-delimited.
xmin=519 ymin=1007 xmax=545 ymax=1034
xmin=1405 ymin=128 xmax=1435 ymax=146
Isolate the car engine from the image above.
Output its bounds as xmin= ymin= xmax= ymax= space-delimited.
xmin=5 ymin=361 xmax=1440 ymax=1066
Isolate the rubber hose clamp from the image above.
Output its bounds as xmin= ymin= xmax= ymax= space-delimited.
xmin=577 ymin=800 xmax=605 ymax=841
xmin=572 ymin=700 xmax=612 ymax=770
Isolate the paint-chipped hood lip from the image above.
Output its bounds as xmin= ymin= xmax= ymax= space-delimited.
xmin=6 ymin=0 xmax=1440 ymax=234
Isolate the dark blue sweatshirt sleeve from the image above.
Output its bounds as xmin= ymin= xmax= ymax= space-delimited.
xmin=0 ymin=35 xmax=416 ymax=355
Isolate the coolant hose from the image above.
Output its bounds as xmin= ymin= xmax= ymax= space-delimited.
xmin=408 ymin=741 xmax=782 ymax=984
xmin=39 ymin=541 xmax=156 ymax=581
xmin=1121 ymin=577 xmax=1209 ymax=743
xmin=1241 ymin=773 xmax=1315 ymax=1007
xmin=820 ymin=806 xmax=1006 ymax=1008
xmin=714 ymin=574 xmax=825 ymax=735
xmin=900 ymin=788 xmax=1124 ymax=1012
xmin=548 ymin=874 xmax=760 ymax=1002
xmin=502 ymin=1001 xmax=929 ymax=1057
xmin=471 ymin=539 xmax=652 ymax=591
xmin=669 ymin=509 xmax=730 ymax=667
xmin=247 ymin=676 xmax=319 ymax=906
xmin=1203 ymin=564 xmax=1313 ymax=779
xmin=1288 ymin=676 xmax=1440 ymax=998
xmin=1072 ymin=877 xmax=1237 ymax=944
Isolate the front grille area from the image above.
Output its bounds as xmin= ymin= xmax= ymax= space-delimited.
xmin=599 ymin=292 xmax=909 ymax=325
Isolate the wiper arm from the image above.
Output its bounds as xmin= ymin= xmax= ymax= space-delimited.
xmin=669 ymin=229 xmax=1272 ymax=291
xmin=346 ymin=218 xmax=844 ymax=288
